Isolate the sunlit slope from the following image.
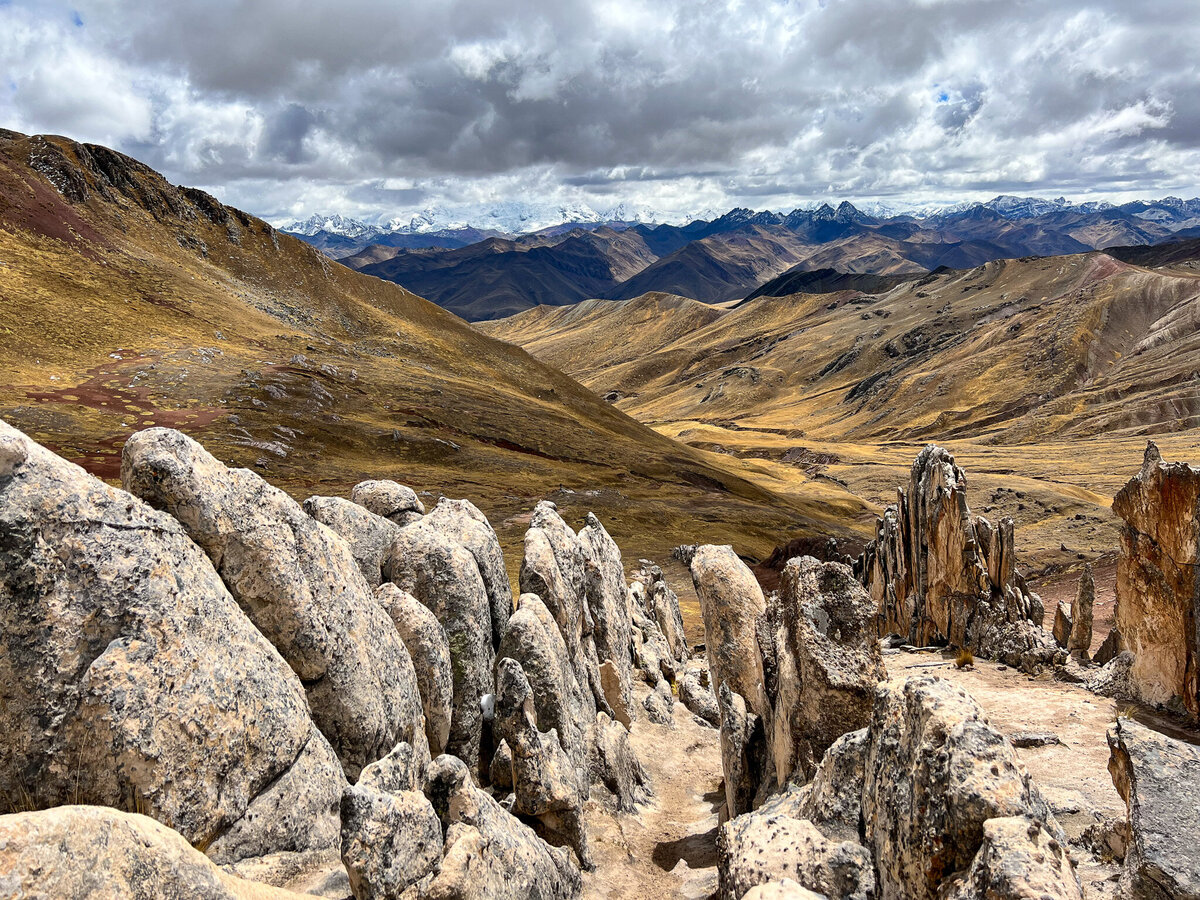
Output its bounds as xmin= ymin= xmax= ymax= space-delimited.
xmin=0 ymin=130 xmax=869 ymax=564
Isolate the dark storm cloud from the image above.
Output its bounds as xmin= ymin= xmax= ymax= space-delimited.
xmin=2 ymin=0 xmax=1200 ymax=221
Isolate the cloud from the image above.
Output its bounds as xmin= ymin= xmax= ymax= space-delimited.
xmin=2 ymin=0 xmax=1199 ymax=222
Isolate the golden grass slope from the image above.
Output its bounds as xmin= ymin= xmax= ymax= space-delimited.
xmin=0 ymin=130 xmax=870 ymax=571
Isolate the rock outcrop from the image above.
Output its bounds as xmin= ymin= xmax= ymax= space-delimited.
xmin=690 ymin=544 xmax=772 ymax=816
xmin=1112 ymin=442 xmax=1200 ymax=719
xmin=303 ymin=495 xmax=400 ymax=589
xmin=350 ymin=479 xmax=425 ymax=525
xmin=383 ymin=521 xmax=494 ymax=774
xmin=767 ymin=557 xmax=885 ymax=786
xmin=422 ymin=754 xmax=582 ymax=899
xmin=0 ymin=806 xmax=316 ymax=900
xmin=0 ymin=421 xmax=342 ymax=863
xmin=943 ymin=817 xmax=1083 ymax=900
xmin=122 ymin=427 xmax=426 ymax=779
xmin=424 ymin=497 xmax=513 ymax=650
xmin=680 ymin=658 xmax=721 ymax=727
xmin=340 ymin=781 xmax=442 ymax=899
xmin=1107 ymin=717 xmax=1200 ymax=899
xmin=580 ymin=513 xmax=636 ymax=724
xmin=859 ymin=445 xmax=1060 ymax=670
xmin=375 ymin=583 xmax=455 ymax=756
xmin=1069 ymin=565 xmax=1094 ymax=658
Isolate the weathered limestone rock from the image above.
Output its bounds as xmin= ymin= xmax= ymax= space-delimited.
xmin=493 ymin=658 xmax=592 ymax=870
xmin=356 ymin=741 xmax=423 ymax=795
xmin=787 ymin=728 xmax=869 ymax=845
xmin=643 ymin=685 xmax=675 ymax=726
xmin=340 ymin=784 xmax=442 ymax=899
xmin=859 ymin=446 xmax=1059 ymax=670
xmin=1053 ymin=600 xmax=1074 ymax=648
xmin=1095 ymin=626 xmax=1124 ymax=667
xmin=690 ymin=544 xmax=772 ymax=816
xmin=303 ymin=495 xmax=400 ymax=588
xmin=1112 ymin=443 xmax=1200 ymax=719
xmin=497 ymin=594 xmax=590 ymax=773
xmin=862 ymin=676 xmax=1061 ymax=900
xmin=718 ymin=812 xmax=876 ymax=900
xmin=122 ymin=427 xmax=425 ymax=778
xmin=943 ymin=817 xmax=1083 ymax=900
xmin=592 ymin=711 xmax=652 ymax=813
xmin=580 ymin=513 xmax=636 ymax=721
xmin=1107 ymin=717 xmax=1200 ymax=899
xmin=0 ymin=421 xmax=342 ymax=861
xmin=769 ymin=557 xmax=885 ymax=785
xmin=383 ymin=521 xmax=493 ymax=774
xmin=424 ymin=497 xmax=512 ymax=650
xmin=599 ymin=660 xmax=633 ymax=727
xmin=490 ymin=740 xmax=514 ymax=792
xmin=421 ymin=754 xmax=582 ymax=900
xmin=680 ymin=659 xmax=721 ymax=727
xmin=375 ymin=583 xmax=454 ymax=756
xmin=350 ymin=479 xmax=425 ymax=525
xmin=1069 ymin=565 xmax=1095 ymax=658
xmin=742 ymin=883 xmax=829 ymax=900
xmin=520 ymin=502 xmax=604 ymax=718
xmin=0 ymin=806 xmax=315 ymax=900
xmin=1089 ymin=651 xmax=1135 ymax=700
xmin=635 ymin=564 xmax=689 ymax=664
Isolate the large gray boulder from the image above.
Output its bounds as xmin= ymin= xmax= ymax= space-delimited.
xmin=0 ymin=806 xmax=316 ymax=900
xmin=497 ymin=594 xmax=590 ymax=773
xmin=1108 ymin=717 xmax=1200 ymax=899
xmin=0 ymin=421 xmax=342 ymax=863
xmin=861 ymin=676 xmax=1061 ymax=900
xmin=303 ymin=495 xmax=400 ymax=588
xmin=121 ymin=427 xmax=426 ymax=779
xmin=680 ymin=659 xmax=721 ymax=727
xmin=943 ymin=817 xmax=1083 ymax=900
xmin=520 ymin=502 xmax=606 ymax=718
xmin=350 ymin=479 xmax=425 ymax=525
xmin=580 ymin=513 xmax=636 ymax=722
xmin=340 ymin=781 xmax=442 ymax=900
xmin=592 ymin=711 xmax=652 ymax=813
xmin=424 ymin=497 xmax=513 ymax=650
xmin=690 ymin=544 xmax=771 ymax=816
xmin=383 ymin=521 xmax=494 ymax=775
xmin=422 ymin=754 xmax=582 ymax=900
xmin=375 ymin=583 xmax=454 ymax=756
xmin=493 ymin=658 xmax=592 ymax=870
xmin=769 ymin=557 xmax=885 ymax=785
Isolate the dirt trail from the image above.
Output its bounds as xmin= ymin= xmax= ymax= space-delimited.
xmin=583 ymin=682 xmax=724 ymax=900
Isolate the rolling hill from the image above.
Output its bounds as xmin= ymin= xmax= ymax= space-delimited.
xmin=0 ymin=129 xmax=869 ymax=568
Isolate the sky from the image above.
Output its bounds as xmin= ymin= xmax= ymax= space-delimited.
xmin=2 ymin=0 xmax=1200 ymax=226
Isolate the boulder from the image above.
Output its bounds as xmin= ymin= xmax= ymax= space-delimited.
xmin=650 ymin=578 xmax=690 ymax=665
xmin=768 ymin=557 xmax=885 ymax=785
xmin=861 ymin=675 xmax=1061 ymax=900
xmin=122 ymin=427 xmax=425 ymax=778
xmin=643 ymin=686 xmax=675 ymax=726
xmin=421 ymin=754 xmax=582 ymax=900
xmin=680 ymin=660 xmax=721 ymax=727
xmin=690 ymin=544 xmax=771 ymax=816
xmin=0 ymin=806 xmax=315 ymax=900
xmin=490 ymin=740 xmax=515 ymax=792
xmin=859 ymin=446 xmax=1058 ymax=669
xmin=1112 ymin=443 xmax=1200 ymax=719
xmin=599 ymin=660 xmax=633 ymax=727
xmin=718 ymin=812 xmax=876 ymax=900
xmin=786 ymin=728 xmax=869 ymax=845
xmin=1068 ymin=565 xmax=1094 ymax=658
xmin=742 ymin=883 xmax=829 ymax=900
xmin=350 ymin=479 xmax=425 ymax=525
xmin=1095 ymin=626 xmax=1124 ymax=667
xmin=493 ymin=658 xmax=592 ymax=870
xmin=1088 ymin=651 xmax=1135 ymax=700
xmin=340 ymin=784 xmax=442 ymax=899
xmin=592 ymin=712 xmax=652 ymax=813
xmin=1107 ymin=717 xmax=1200 ymax=899
xmin=943 ymin=816 xmax=1083 ymax=900
xmin=497 ymin=594 xmax=590 ymax=774
xmin=1053 ymin=601 xmax=1073 ymax=648
xmin=302 ymin=495 xmax=399 ymax=588
xmin=423 ymin=497 xmax=512 ymax=650
xmin=580 ymin=513 xmax=636 ymax=721
xmin=0 ymin=421 xmax=342 ymax=862
xmin=375 ymin=583 xmax=454 ymax=756
xmin=520 ymin=502 xmax=604 ymax=718
xmin=383 ymin=521 xmax=493 ymax=774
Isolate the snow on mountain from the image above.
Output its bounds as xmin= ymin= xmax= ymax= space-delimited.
xmin=283 ymin=214 xmax=375 ymax=238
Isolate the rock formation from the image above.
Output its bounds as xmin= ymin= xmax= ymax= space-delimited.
xmin=690 ymin=544 xmax=772 ymax=816
xmin=1112 ymin=442 xmax=1200 ymax=719
xmin=1107 ymin=717 xmax=1200 ymax=899
xmin=424 ymin=497 xmax=513 ymax=650
xmin=122 ymin=427 xmax=426 ymax=778
xmin=383 ymin=521 xmax=494 ymax=773
xmin=943 ymin=817 xmax=1083 ymax=900
xmin=680 ymin=658 xmax=721 ymax=727
xmin=1069 ymin=565 xmax=1094 ymax=658
xmin=340 ymin=781 xmax=442 ymax=899
xmin=303 ymin=495 xmax=400 ymax=589
xmin=0 ymin=806 xmax=317 ymax=900
xmin=375 ymin=583 xmax=455 ymax=756
xmin=859 ymin=445 xmax=1060 ymax=670
xmin=0 ymin=420 xmax=343 ymax=863
xmin=767 ymin=557 xmax=885 ymax=785
xmin=349 ymin=479 xmax=425 ymax=525
xmin=579 ymin=513 xmax=636 ymax=724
